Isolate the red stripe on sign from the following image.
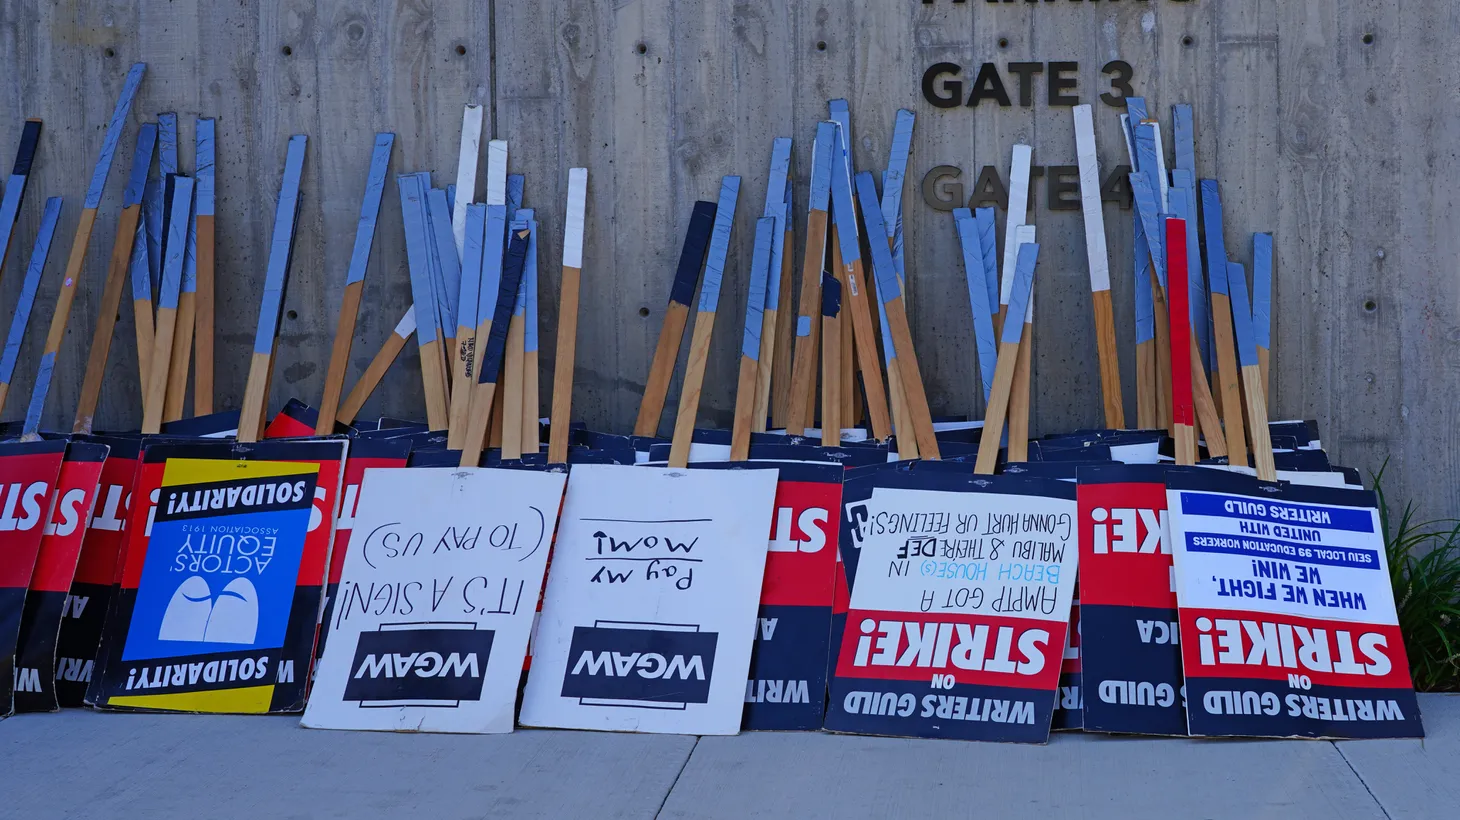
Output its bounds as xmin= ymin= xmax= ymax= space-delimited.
xmin=120 ymin=460 xmax=168 ymax=589
xmin=28 ymin=457 xmax=106 ymax=592
xmin=1077 ymin=481 xmax=1176 ymax=609
xmin=834 ymin=608 xmax=1066 ymax=691
xmin=0 ymin=450 xmax=67 ymax=587
xmin=760 ymin=479 xmax=841 ymax=607
xmin=72 ymin=455 xmax=140 ymax=586
xmin=1179 ymin=607 xmax=1413 ymax=690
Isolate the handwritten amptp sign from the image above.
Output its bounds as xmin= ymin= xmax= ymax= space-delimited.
xmin=303 ymin=466 xmax=566 ymax=733
xmin=1167 ymin=469 xmax=1423 ymax=739
xmin=520 ymin=464 xmax=779 ymax=736
xmin=824 ymin=468 xmax=1078 ymax=743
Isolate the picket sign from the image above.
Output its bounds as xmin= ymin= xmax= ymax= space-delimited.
xmin=451 ymin=104 xmax=483 ymax=260
xmin=770 ymin=180 xmax=797 ymax=431
xmin=954 ymin=209 xmax=998 ymax=405
xmin=1167 ymin=470 xmax=1421 ymax=738
xmin=0 ymin=197 xmax=63 ymax=414
xmin=317 ymin=133 xmax=394 ymax=434
xmin=129 ymin=126 xmax=159 ymax=392
xmin=1167 ymin=169 xmax=1228 ymax=456
xmin=520 ymin=463 xmax=779 ymax=735
xmin=1073 ymin=105 xmax=1124 ymax=429
xmin=397 ymin=172 xmax=451 ymax=431
xmin=426 ymin=186 xmax=462 ymax=358
xmin=636 ymin=201 xmax=717 ymax=436
xmin=754 ymin=139 xmax=792 ymax=434
xmin=1252 ymin=233 xmax=1275 ymax=395
xmin=1130 ymin=162 xmax=1172 ymax=432
xmin=854 ymin=172 xmax=939 ymax=458
xmin=1121 ymin=103 xmax=1157 ymax=428
xmin=996 ymin=145 xmax=1033 ymax=337
xmin=1007 ymin=224 xmax=1037 ymax=462
xmin=548 ymin=168 xmax=589 ymax=463
xmin=521 ymin=210 xmax=542 ymax=454
xmin=23 ymin=63 xmax=144 ymax=439
xmin=1227 ymin=261 xmax=1278 ymax=481
xmin=975 ymin=242 xmax=1039 ymax=475
xmin=303 ymin=466 xmax=567 ymax=733
xmin=0 ymin=440 xmax=69 ymax=716
xmin=140 ymin=177 xmax=195 ymax=434
xmin=874 ymin=119 xmax=918 ymax=457
xmin=785 ymin=122 xmax=836 ymax=436
xmin=1203 ymin=180 xmax=1248 ymax=464
xmin=1167 ymin=218 xmax=1196 ymax=465
xmin=0 ymin=118 xmax=42 ymax=286
xmin=192 ymin=118 xmax=218 ymax=415
xmin=1173 ymin=105 xmax=1212 ymax=379
xmin=731 ymin=217 xmax=776 ymax=461
xmin=162 ymin=128 xmax=206 ymax=423
xmin=501 ymin=214 xmax=534 ymax=460
xmin=459 ymin=226 xmax=530 ymax=467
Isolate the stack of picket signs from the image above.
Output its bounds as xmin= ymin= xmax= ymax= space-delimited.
xmin=0 ymin=64 xmax=1422 ymax=745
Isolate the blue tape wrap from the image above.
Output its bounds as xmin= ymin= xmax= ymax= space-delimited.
xmin=253 ymin=136 xmax=306 ymax=355
xmin=820 ymin=271 xmax=841 ymax=317
xmin=829 ymin=140 xmax=861 ymax=264
xmin=510 ymin=217 xmax=529 ymax=316
xmin=1200 ymin=180 xmax=1230 ymax=296
xmin=1001 ymin=243 xmax=1040 ymax=346
xmin=956 ymin=212 xmax=999 ymax=403
xmin=158 ymin=176 xmax=194 ymax=312
xmin=478 ymin=227 xmax=530 ymax=385
xmin=761 ymin=138 xmax=792 ymax=312
xmin=1227 ymin=262 xmax=1259 ymax=367
xmin=426 ymin=187 xmax=461 ymax=332
xmin=1130 ymin=170 xmax=1167 ymax=288
xmin=399 ymin=174 xmax=439 ymax=345
xmin=445 ymin=184 xmax=456 ymax=220
xmin=670 ymin=200 xmax=717 ymax=307
xmin=1134 ymin=210 xmax=1155 ymax=344
xmin=796 ymin=315 xmax=812 ymax=337
xmin=1126 ymin=97 xmax=1149 ymax=123
xmin=458 ymin=203 xmax=487 ymax=336
xmin=180 ymin=189 xmax=198 ymax=294
xmin=1253 ymin=233 xmax=1273 ymax=350
xmin=127 ymin=216 xmax=150 ymax=303
xmin=506 ymin=174 xmax=524 ymax=222
xmin=143 ymin=179 xmax=163 ymax=293
xmin=122 ymin=123 xmax=157 ymax=207
xmin=158 ymin=112 xmax=178 ymax=176
xmin=524 ymin=214 xmax=539 ymax=353
xmin=11 ymin=120 xmax=40 ymax=177
xmin=698 ymin=176 xmax=740 ymax=314
xmin=0 ymin=197 xmax=62 ymax=384
xmin=809 ymin=122 xmax=836 ymax=213
xmin=196 ymin=118 xmax=216 ymax=216
xmin=1173 ymin=104 xmax=1196 ymax=173
xmin=741 ymin=216 xmax=775 ymax=361
xmin=974 ymin=207 xmax=999 ymax=321
xmin=881 ymin=109 xmax=915 ymax=238
xmin=22 ymin=351 xmax=56 ymax=435
xmin=344 ymin=133 xmax=394 ymax=286
xmin=85 ymin=63 xmax=145 ymax=209
xmin=855 ymin=171 xmax=900 ymax=304
xmin=478 ymin=205 xmax=508 ymax=327
xmin=1169 ymin=170 xmax=1208 ymax=362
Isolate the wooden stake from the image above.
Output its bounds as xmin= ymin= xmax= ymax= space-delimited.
xmin=236 ymin=134 xmax=308 ymax=443
xmin=1202 ymin=180 xmax=1249 ymax=466
xmin=451 ymin=105 xmax=483 ymax=261
xmin=1167 ymin=218 xmax=1197 ymax=465
xmin=459 ymin=227 xmax=530 ymax=467
xmin=1006 ymin=225 xmax=1036 ymax=462
xmin=446 ymin=203 xmax=488 ymax=446
xmin=521 ymin=211 xmax=541 ymax=453
xmin=1121 ymin=110 xmax=1157 ymax=429
xmin=769 ymin=199 xmax=795 ymax=430
xmin=819 ymin=272 xmax=842 ymax=446
xmin=997 ymin=145 xmax=1033 ymax=330
xmin=856 ymin=171 xmax=938 ymax=458
xmin=1167 ymin=169 xmax=1229 ymax=458
xmin=317 ymin=132 xmax=393 ymax=434
xmin=142 ymin=176 xmax=195 ymax=434
xmin=1073 ymin=105 xmax=1125 ymax=428
xmin=975 ymin=242 xmax=1039 ymax=475
xmin=0 ymin=197 xmax=62 ymax=415
xmin=635 ymin=200 xmax=716 ymax=437
xmin=0 ymin=119 xmax=43 ymax=288
xmin=192 ymin=118 xmax=217 ymax=416
xmin=876 ymin=110 xmax=918 ymax=453
xmin=336 ymin=309 xmax=414 ymax=426
xmin=1227 ymin=261 xmax=1276 ymax=481
xmin=731 ymin=217 xmax=775 ymax=461
xmin=754 ymin=139 xmax=791 ymax=434
xmin=426 ymin=186 xmax=462 ymax=367
xmin=786 ymin=122 xmax=837 ymax=435
xmin=22 ymin=63 xmax=144 ymax=439
xmin=668 ymin=177 xmax=739 ymax=468
xmin=548 ymin=168 xmax=588 ymax=464
xmin=72 ymin=121 xmax=154 ymax=433
xmin=398 ymin=172 xmax=451 ymax=431
xmin=1253 ymin=232 xmax=1274 ymax=399
xmin=954 ymin=209 xmax=999 ymax=409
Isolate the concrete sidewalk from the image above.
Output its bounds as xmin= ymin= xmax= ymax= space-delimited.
xmin=2 ymin=695 xmax=1454 ymax=819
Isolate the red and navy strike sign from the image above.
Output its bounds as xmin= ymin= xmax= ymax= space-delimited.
xmin=1052 ymin=591 xmax=1082 ymax=730
xmin=0 ymin=439 xmax=67 ymax=716
xmin=825 ymin=467 xmax=1079 ymax=743
xmin=55 ymin=435 xmax=141 ymax=708
xmin=743 ymin=461 xmax=843 ymax=730
xmin=1076 ymin=464 xmax=1188 ymax=736
xmin=14 ymin=442 xmax=109 ymax=712
xmin=1167 ymin=468 xmax=1422 ymax=739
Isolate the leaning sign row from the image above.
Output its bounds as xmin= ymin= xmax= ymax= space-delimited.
xmin=0 ymin=429 xmax=1422 ymax=742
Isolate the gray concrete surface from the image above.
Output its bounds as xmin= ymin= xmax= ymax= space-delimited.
xmin=1 ymin=694 xmax=1454 ymax=819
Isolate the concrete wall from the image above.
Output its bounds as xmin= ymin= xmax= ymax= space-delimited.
xmin=0 ymin=1 xmax=1455 ymax=519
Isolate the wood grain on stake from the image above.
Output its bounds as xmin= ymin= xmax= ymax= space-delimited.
xmin=161 ymin=171 xmax=199 ymax=423
xmin=459 ymin=226 xmax=529 ymax=467
xmin=976 ymin=243 xmax=1039 ymax=475
xmin=1227 ymin=260 xmax=1276 ymax=482
xmin=522 ymin=212 xmax=541 ymax=452
xmin=0 ymin=119 xmax=43 ymax=287
xmin=0 ymin=197 xmax=63 ymax=414
xmin=398 ymin=173 xmax=450 ymax=431
xmin=1203 ymin=180 xmax=1248 ymax=465
xmin=1007 ymin=224 xmax=1036 ymax=462
xmin=336 ymin=309 xmax=415 ymax=426
xmin=548 ymin=167 xmax=587 ymax=464
xmin=635 ymin=200 xmax=716 ymax=437
xmin=141 ymin=177 xmax=195 ymax=433
xmin=317 ymin=133 xmax=393 ymax=434
xmin=192 ymin=118 xmax=217 ymax=416
xmin=72 ymin=120 xmax=154 ymax=433
xmin=770 ymin=184 xmax=795 ymax=430
xmin=669 ymin=177 xmax=739 ymax=468
xmin=236 ymin=135 xmax=307 ymax=443
xmin=786 ymin=121 xmax=836 ymax=436
xmin=1073 ymin=104 xmax=1124 ymax=429
xmin=732 ymin=217 xmax=775 ymax=461
xmin=22 ymin=63 xmax=144 ymax=439
xmin=754 ymin=139 xmax=791 ymax=434
xmin=1167 ymin=218 xmax=1197 ymax=465
xmin=856 ymin=171 xmax=938 ymax=458
xmin=827 ymin=100 xmax=858 ymax=430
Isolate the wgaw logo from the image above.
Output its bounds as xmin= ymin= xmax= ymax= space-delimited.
xmin=343 ymin=623 xmax=494 ymax=707
xmin=561 ymin=622 xmax=718 ymax=709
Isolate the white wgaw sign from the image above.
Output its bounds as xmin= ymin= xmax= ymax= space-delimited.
xmin=303 ymin=467 xmax=566 ymax=733
xmin=519 ymin=464 xmax=779 ymax=735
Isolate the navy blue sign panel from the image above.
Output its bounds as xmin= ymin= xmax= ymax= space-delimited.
xmin=561 ymin=624 xmax=718 ymax=708
xmin=343 ymin=625 xmax=495 ymax=706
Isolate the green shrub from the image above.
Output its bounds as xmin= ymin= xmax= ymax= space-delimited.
xmin=1376 ymin=467 xmax=1460 ymax=691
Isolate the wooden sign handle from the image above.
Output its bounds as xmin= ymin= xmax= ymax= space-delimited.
xmin=337 ymin=308 xmax=414 ymax=426
xmin=635 ymin=200 xmax=716 ymax=437
xmin=548 ymin=168 xmax=588 ymax=463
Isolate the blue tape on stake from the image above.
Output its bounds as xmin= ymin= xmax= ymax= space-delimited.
xmin=478 ymin=227 xmax=530 ymax=385
xmin=1174 ymin=105 xmax=1196 ymax=173
xmin=1134 ymin=121 xmax=1160 ymax=187
xmin=128 ymin=217 xmax=150 ymax=302
xmin=809 ymin=122 xmax=836 ymax=213
xmin=1169 ymin=171 xmax=1206 ymax=360
xmin=427 ymin=187 xmax=462 ymax=332
xmin=0 ymin=197 xmax=63 ymax=384
xmin=143 ymin=179 xmax=163 ymax=293
xmin=506 ymin=174 xmax=524 ymax=222
xmin=253 ymin=136 xmax=307 ymax=355
xmin=1134 ymin=211 xmax=1155 ymax=344
xmin=698 ymin=176 xmax=740 ymax=314
xmin=821 ymin=271 xmax=841 ymax=317
xmin=158 ymin=177 xmax=194 ymax=311
xmin=122 ymin=123 xmax=157 ymax=207
xmin=158 ymin=113 xmax=179 ymax=176
xmin=458 ymin=203 xmax=487 ymax=336
xmin=11 ymin=120 xmax=40 ymax=176
xmin=344 ymin=133 xmax=394 ymax=286
xmin=84 ymin=63 xmax=145 ymax=209
xmin=479 ymin=204 xmax=508 ymax=326
xmin=1130 ymin=170 xmax=1167 ymax=287
xmin=671 ymin=201 xmax=717 ymax=307
xmin=524 ymin=215 xmax=539 ymax=353
xmin=855 ymin=172 xmax=901 ymax=304
xmin=956 ymin=212 xmax=999 ymax=403
xmin=876 ymin=174 xmax=898 ymax=363
xmin=399 ymin=174 xmax=439 ymax=345
xmin=1200 ymin=180 xmax=1230 ymax=296
xmin=510 ymin=217 xmax=529 ymax=316
xmin=180 ymin=190 xmax=198 ymax=294
xmin=446 ymin=184 xmax=456 ymax=219
xmin=1253 ymin=233 xmax=1274 ymax=350
xmin=761 ymin=138 xmax=792 ymax=312
xmin=1126 ymin=97 xmax=1149 ymax=124
xmin=829 ymin=143 xmax=861 ymax=264
xmin=828 ymin=100 xmax=853 ymax=187
xmin=1227 ymin=262 xmax=1259 ymax=367
xmin=796 ymin=315 xmax=812 ymax=337
xmin=974 ymin=207 xmax=999 ymax=321
xmin=741 ymin=217 xmax=774 ymax=361
xmin=22 ymin=351 xmax=56 ymax=434
xmin=881 ymin=109 xmax=915 ymax=237
xmin=1001 ymin=243 xmax=1040 ymax=346
xmin=196 ymin=118 xmax=216 ymax=216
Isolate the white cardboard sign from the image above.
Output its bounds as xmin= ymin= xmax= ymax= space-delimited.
xmin=519 ymin=464 xmax=779 ymax=735
xmin=302 ymin=467 xmax=566 ymax=733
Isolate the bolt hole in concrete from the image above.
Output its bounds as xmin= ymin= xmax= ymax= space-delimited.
xmin=817 ymin=41 xmax=827 ymax=51
xmin=456 ymin=44 xmax=466 ymax=56
xmin=287 ymin=309 xmax=299 ymax=321
xmin=1182 ymin=35 xmax=1194 ymax=47
xmin=636 ymin=42 xmax=647 ymax=55
xmin=638 ymin=307 xmax=650 ymax=318
xmin=997 ymin=37 xmax=1009 ymax=49
xmin=1362 ymin=33 xmax=1375 ymax=45
xmin=104 ymin=47 xmax=115 ymax=58
xmin=1363 ymin=300 xmax=1378 ymax=313
xmin=282 ymin=45 xmax=293 ymax=56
